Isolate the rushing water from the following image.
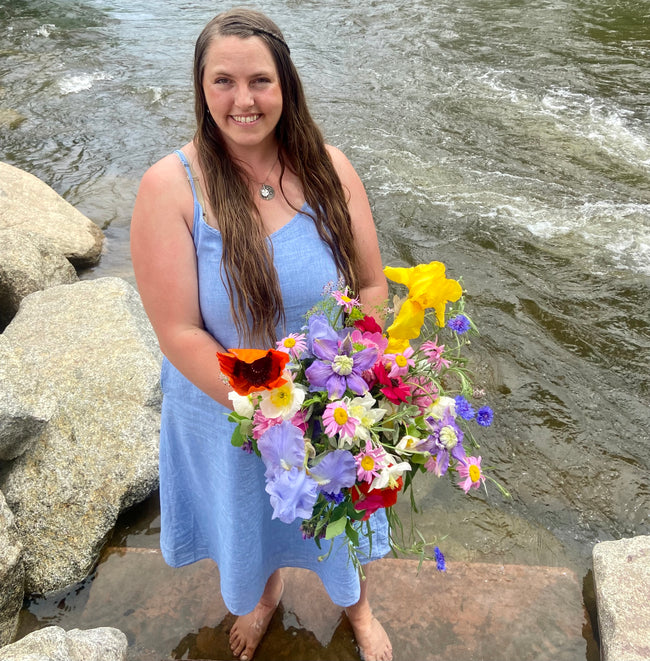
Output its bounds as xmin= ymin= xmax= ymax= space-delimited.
xmin=1 ymin=0 xmax=649 ymax=657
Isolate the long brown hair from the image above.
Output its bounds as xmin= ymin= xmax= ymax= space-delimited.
xmin=193 ymin=8 xmax=360 ymax=346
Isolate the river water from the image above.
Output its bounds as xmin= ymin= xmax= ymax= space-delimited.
xmin=1 ymin=0 xmax=649 ymax=658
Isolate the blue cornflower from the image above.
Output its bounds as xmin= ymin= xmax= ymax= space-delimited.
xmin=454 ymin=395 xmax=475 ymax=420
xmin=434 ymin=546 xmax=446 ymax=572
xmin=447 ymin=314 xmax=471 ymax=334
xmin=323 ymin=491 xmax=345 ymax=504
xmin=476 ymin=406 xmax=494 ymax=427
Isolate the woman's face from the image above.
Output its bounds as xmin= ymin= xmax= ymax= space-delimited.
xmin=202 ymin=35 xmax=283 ymax=154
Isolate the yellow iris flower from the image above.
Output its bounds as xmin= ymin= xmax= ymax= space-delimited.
xmin=384 ymin=261 xmax=462 ymax=342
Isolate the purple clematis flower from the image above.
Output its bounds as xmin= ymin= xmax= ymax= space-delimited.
xmin=309 ymin=449 xmax=357 ymax=495
xmin=305 ymin=327 xmax=378 ymax=399
xmin=305 ymin=313 xmax=342 ymax=357
xmin=423 ymin=407 xmax=466 ymax=476
xmin=265 ymin=466 xmax=320 ymax=523
xmin=257 ymin=421 xmax=306 ymax=479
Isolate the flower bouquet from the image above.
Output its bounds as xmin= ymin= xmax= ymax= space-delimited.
xmin=217 ymin=261 xmax=504 ymax=571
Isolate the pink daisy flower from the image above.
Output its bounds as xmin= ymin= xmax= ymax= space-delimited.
xmin=322 ymin=400 xmax=359 ymax=439
xmin=276 ymin=332 xmax=307 ymax=359
xmin=384 ymin=346 xmax=415 ymax=379
xmin=355 ymin=441 xmax=388 ymax=484
xmin=456 ymin=456 xmax=486 ymax=493
xmin=420 ymin=337 xmax=451 ymax=372
xmin=332 ymin=288 xmax=360 ymax=313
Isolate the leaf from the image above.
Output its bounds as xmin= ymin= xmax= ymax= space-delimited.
xmin=230 ymin=426 xmax=246 ymax=448
xmin=345 ymin=521 xmax=359 ymax=547
xmin=325 ymin=515 xmax=347 ymax=540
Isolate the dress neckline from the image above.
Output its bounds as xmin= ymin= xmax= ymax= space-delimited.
xmin=196 ymin=200 xmax=309 ymax=239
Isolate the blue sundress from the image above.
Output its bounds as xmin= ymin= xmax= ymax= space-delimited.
xmin=158 ymin=150 xmax=389 ymax=616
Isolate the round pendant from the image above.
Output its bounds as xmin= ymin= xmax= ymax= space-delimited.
xmin=259 ymin=183 xmax=275 ymax=201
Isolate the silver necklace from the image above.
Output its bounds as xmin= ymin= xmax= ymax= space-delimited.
xmin=258 ymin=154 xmax=279 ymax=201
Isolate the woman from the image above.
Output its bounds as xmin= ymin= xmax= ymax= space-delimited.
xmin=131 ymin=8 xmax=392 ymax=661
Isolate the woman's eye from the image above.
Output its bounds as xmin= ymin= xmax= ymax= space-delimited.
xmin=215 ymin=78 xmax=231 ymax=85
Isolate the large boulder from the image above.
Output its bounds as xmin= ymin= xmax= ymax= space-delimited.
xmin=0 ymin=229 xmax=77 ymax=330
xmin=0 ymin=491 xmax=23 ymax=648
xmin=0 ymin=162 xmax=104 ymax=268
xmin=0 ymin=626 xmax=127 ymax=661
xmin=593 ymin=535 xmax=650 ymax=661
xmin=0 ymin=334 xmax=56 ymax=461
xmin=0 ymin=278 xmax=162 ymax=594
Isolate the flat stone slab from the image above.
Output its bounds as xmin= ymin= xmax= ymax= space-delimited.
xmin=593 ymin=535 xmax=650 ymax=661
xmin=56 ymin=546 xmax=593 ymax=661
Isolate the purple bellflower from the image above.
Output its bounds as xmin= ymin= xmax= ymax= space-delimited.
xmin=265 ymin=466 xmax=319 ymax=524
xmin=309 ymin=449 xmax=357 ymax=495
xmin=257 ymin=420 xmax=306 ymax=480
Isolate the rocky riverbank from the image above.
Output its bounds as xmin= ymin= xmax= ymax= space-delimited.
xmin=0 ymin=162 xmax=161 ymax=659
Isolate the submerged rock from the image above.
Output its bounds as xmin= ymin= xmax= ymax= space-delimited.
xmin=0 ymin=277 xmax=162 ymax=595
xmin=0 ymin=626 xmax=127 ymax=661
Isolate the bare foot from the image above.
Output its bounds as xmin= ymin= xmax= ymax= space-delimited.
xmin=229 ymin=571 xmax=284 ymax=661
xmin=346 ymin=608 xmax=392 ymax=661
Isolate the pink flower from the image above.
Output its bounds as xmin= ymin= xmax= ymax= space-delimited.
xmin=355 ymin=441 xmax=388 ymax=484
xmin=276 ymin=332 xmax=307 ymax=359
xmin=408 ymin=375 xmax=439 ymax=413
xmin=424 ymin=455 xmax=443 ymax=477
xmin=384 ymin=346 xmax=415 ymax=379
xmin=252 ymin=410 xmax=281 ymax=440
xmin=332 ymin=288 xmax=360 ymax=313
xmin=322 ymin=400 xmax=359 ymax=439
xmin=350 ymin=327 xmax=388 ymax=359
xmin=420 ymin=337 xmax=451 ymax=372
xmin=290 ymin=409 xmax=309 ymax=433
xmin=456 ymin=456 xmax=486 ymax=493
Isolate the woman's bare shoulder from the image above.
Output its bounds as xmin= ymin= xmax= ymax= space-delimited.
xmin=139 ymin=149 xmax=188 ymax=193
xmin=132 ymin=145 xmax=195 ymax=230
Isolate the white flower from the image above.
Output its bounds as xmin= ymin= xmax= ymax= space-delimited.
xmin=228 ymin=391 xmax=255 ymax=418
xmin=395 ymin=434 xmax=428 ymax=454
xmin=370 ymin=457 xmax=412 ymax=490
xmin=259 ymin=375 xmax=306 ymax=420
xmin=425 ymin=395 xmax=456 ymax=420
xmin=348 ymin=392 xmax=387 ymax=442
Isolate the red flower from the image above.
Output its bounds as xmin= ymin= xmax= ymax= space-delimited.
xmin=354 ymin=315 xmax=383 ymax=334
xmin=217 ymin=348 xmax=290 ymax=396
xmin=350 ymin=477 xmax=403 ymax=520
xmin=373 ymin=362 xmax=410 ymax=404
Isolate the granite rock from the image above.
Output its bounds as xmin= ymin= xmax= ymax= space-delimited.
xmin=0 ymin=626 xmax=127 ymax=661
xmin=0 ymin=278 xmax=162 ymax=594
xmin=593 ymin=535 xmax=650 ymax=661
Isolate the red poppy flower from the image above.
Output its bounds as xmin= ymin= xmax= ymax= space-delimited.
xmin=217 ymin=348 xmax=290 ymax=396
xmin=350 ymin=477 xmax=403 ymax=520
xmin=354 ymin=315 xmax=383 ymax=334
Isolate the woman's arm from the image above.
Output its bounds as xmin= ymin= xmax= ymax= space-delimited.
xmin=130 ymin=154 xmax=233 ymax=408
xmin=326 ymin=145 xmax=388 ymax=319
